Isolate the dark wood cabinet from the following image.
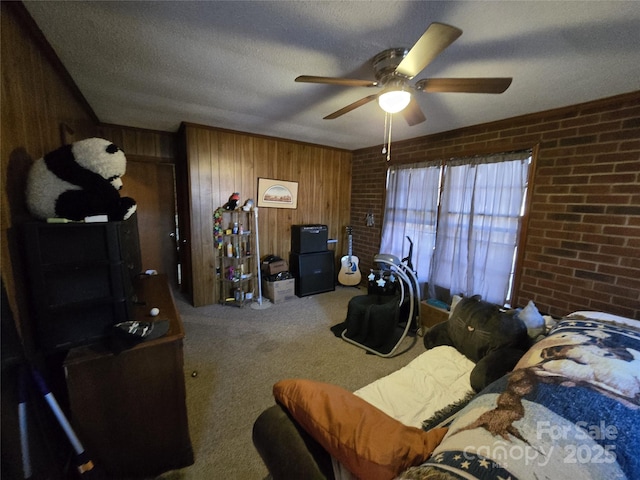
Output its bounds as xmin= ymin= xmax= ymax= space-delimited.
xmin=63 ymin=274 xmax=193 ymax=477
xmin=22 ymin=216 xmax=141 ymax=352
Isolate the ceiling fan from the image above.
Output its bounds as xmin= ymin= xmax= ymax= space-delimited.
xmin=296 ymin=22 xmax=512 ymax=126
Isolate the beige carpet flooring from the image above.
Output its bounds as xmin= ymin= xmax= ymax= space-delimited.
xmin=157 ymin=285 xmax=425 ymax=479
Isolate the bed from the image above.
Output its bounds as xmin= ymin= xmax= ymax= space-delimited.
xmin=254 ymin=311 xmax=639 ymax=480
xmin=398 ymin=311 xmax=640 ymax=480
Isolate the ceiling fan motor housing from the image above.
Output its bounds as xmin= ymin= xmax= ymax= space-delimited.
xmin=372 ymin=48 xmax=410 ymax=85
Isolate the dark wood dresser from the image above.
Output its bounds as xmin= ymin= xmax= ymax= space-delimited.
xmin=63 ymin=274 xmax=193 ymax=477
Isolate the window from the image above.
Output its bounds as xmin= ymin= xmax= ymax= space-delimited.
xmin=380 ymin=151 xmax=532 ymax=306
xmin=380 ymin=162 xmax=441 ymax=277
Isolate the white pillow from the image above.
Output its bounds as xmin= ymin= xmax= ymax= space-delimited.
xmin=449 ymin=295 xmax=462 ymax=318
xmin=517 ymin=300 xmax=545 ymax=339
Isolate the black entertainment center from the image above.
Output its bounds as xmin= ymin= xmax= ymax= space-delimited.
xmin=19 ymin=215 xmax=193 ymax=476
xmin=21 ymin=214 xmax=142 ymax=352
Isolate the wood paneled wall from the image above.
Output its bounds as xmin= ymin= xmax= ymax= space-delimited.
xmin=1 ymin=2 xmax=98 ymax=344
xmin=181 ymin=123 xmax=352 ymax=306
xmin=98 ymin=123 xmax=178 ymax=160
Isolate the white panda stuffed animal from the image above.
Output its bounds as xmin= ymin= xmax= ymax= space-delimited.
xmin=26 ymin=138 xmax=137 ymax=221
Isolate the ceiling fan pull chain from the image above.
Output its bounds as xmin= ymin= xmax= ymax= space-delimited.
xmin=386 ymin=113 xmax=393 ymax=161
xmin=382 ymin=112 xmax=389 ymax=155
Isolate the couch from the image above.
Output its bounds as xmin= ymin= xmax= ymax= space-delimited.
xmin=253 ymin=307 xmax=640 ymax=480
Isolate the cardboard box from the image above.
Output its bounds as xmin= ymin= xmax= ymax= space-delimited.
xmin=419 ymin=300 xmax=449 ymax=331
xmin=262 ymin=259 xmax=289 ymax=276
xmin=263 ymin=278 xmax=295 ymax=304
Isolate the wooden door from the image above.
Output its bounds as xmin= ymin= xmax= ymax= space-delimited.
xmin=121 ymin=158 xmax=179 ymax=289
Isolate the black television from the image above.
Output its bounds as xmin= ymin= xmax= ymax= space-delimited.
xmin=21 ymin=213 xmax=142 ymax=352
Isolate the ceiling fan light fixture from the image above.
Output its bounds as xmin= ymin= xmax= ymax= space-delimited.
xmin=378 ymin=89 xmax=411 ymax=114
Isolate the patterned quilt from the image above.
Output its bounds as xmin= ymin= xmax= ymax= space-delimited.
xmin=399 ymin=316 xmax=640 ymax=480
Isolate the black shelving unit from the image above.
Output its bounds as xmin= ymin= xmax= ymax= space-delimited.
xmin=21 ymin=215 xmax=141 ymax=351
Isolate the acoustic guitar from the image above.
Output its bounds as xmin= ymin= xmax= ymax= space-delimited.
xmin=338 ymin=226 xmax=361 ymax=286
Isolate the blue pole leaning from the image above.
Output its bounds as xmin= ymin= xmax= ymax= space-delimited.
xmin=29 ymin=368 xmax=106 ymax=478
xmin=18 ymin=366 xmax=32 ymax=479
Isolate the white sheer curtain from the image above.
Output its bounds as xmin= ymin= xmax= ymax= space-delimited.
xmin=428 ymin=154 xmax=530 ymax=304
xmin=379 ymin=162 xmax=441 ymax=284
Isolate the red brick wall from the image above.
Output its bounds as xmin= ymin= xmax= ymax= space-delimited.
xmin=351 ymin=91 xmax=640 ymax=320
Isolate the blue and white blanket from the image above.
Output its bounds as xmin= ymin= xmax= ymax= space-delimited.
xmin=402 ymin=315 xmax=640 ymax=480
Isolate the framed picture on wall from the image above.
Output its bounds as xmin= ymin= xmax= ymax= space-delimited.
xmin=257 ymin=178 xmax=298 ymax=209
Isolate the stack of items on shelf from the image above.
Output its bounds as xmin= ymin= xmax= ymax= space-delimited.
xmin=261 ymin=255 xmax=295 ymax=304
xmin=215 ymin=194 xmax=257 ymax=307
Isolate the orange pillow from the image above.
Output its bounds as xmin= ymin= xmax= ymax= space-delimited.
xmin=273 ymin=379 xmax=448 ymax=480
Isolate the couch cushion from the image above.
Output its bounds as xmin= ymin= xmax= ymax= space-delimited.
xmin=273 ymin=378 xmax=447 ymax=480
xmin=252 ymin=404 xmax=334 ymax=480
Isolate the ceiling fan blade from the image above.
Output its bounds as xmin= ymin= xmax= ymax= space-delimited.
xmin=324 ymin=94 xmax=379 ymax=120
xmin=402 ymin=96 xmax=426 ymax=126
xmin=395 ymin=23 xmax=463 ymax=79
xmin=295 ymin=75 xmax=378 ymax=87
xmin=415 ymin=77 xmax=513 ymax=93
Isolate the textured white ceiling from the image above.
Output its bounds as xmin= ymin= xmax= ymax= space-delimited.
xmin=23 ymin=1 xmax=640 ymax=150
